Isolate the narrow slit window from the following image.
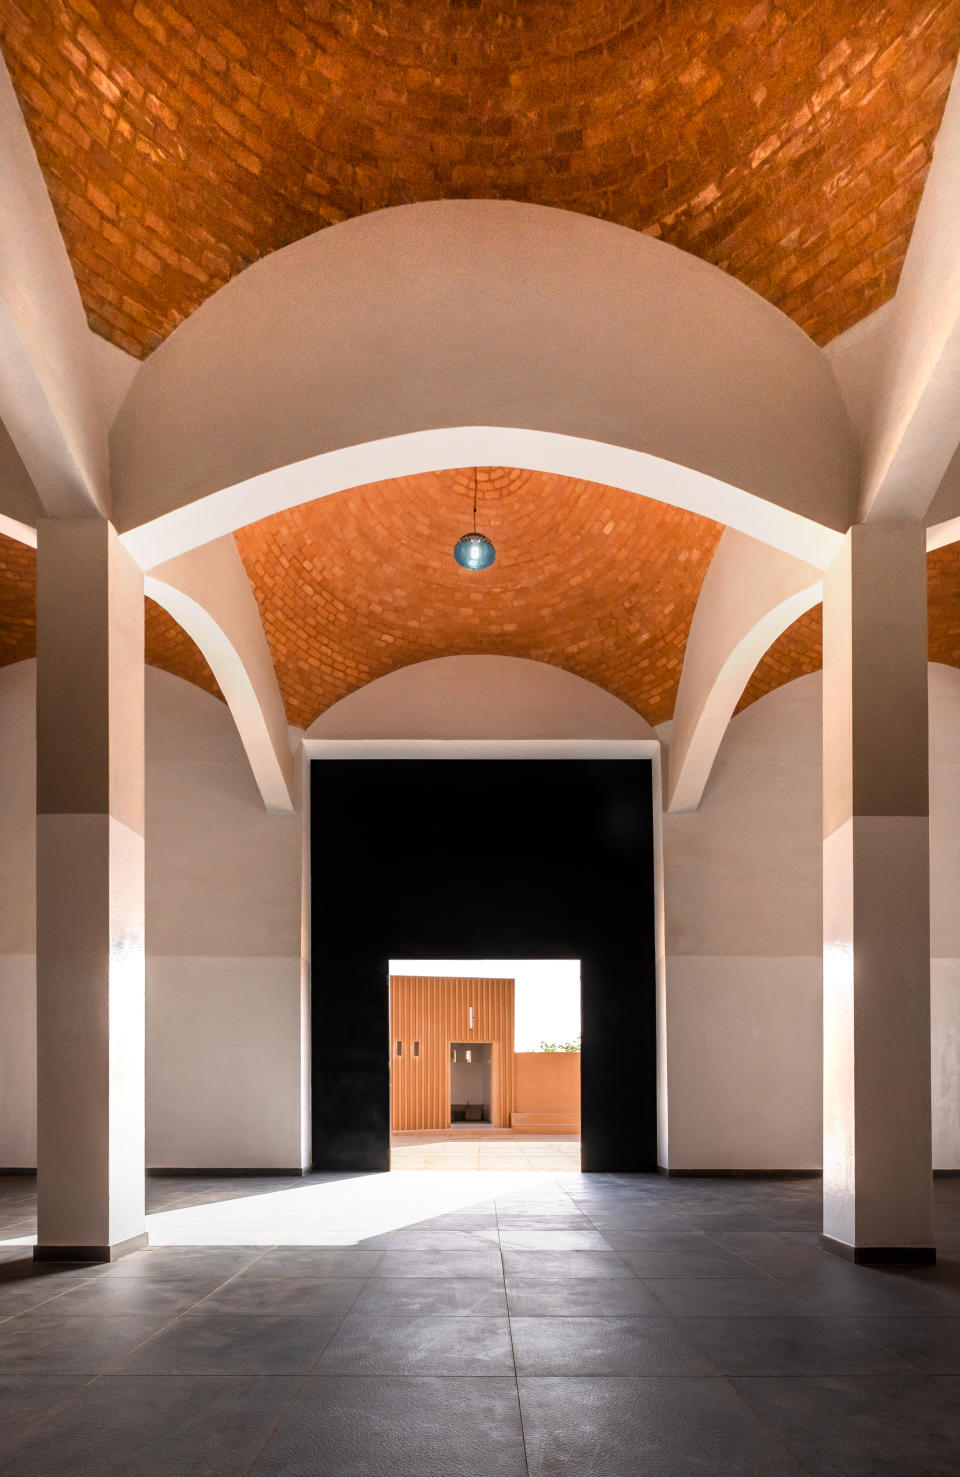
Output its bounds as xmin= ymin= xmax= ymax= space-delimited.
xmin=396 ymin=1040 xmax=402 ymax=1057
xmin=413 ymin=1041 xmax=420 ymax=1057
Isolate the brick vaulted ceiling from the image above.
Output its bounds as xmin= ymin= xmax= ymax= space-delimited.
xmin=739 ymin=542 xmax=960 ymax=712
xmin=234 ymin=470 xmax=723 ymax=729
xmin=3 ymin=507 xmax=960 ymax=727
xmin=0 ymin=530 xmax=222 ymax=697
xmin=1 ymin=2 xmax=958 ymax=355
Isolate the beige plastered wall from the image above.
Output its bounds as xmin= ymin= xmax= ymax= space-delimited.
xmin=0 ymin=654 xmax=957 ymax=1171
xmin=661 ymin=664 xmax=960 ymax=1171
xmin=0 ymin=661 xmax=304 ymax=1170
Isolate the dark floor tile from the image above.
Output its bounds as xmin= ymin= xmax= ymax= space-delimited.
xmin=496 ymin=1214 xmax=593 ymax=1230
xmin=598 ymin=1228 xmax=715 ymax=1252
xmin=115 ymin=1312 xmax=340 ymax=1374
xmin=0 ymin=1374 xmax=90 ymax=1436
xmin=642 ymin=1278 xmax=812 ymax=1318
xmin=0 ymin=1313 xmax=168 ymax=1373
xmin=0 ymin=1279 xmax=88 ymax=1317
xmin=388 ymin=1228 xmax=500 ymax=1249
xmin=519 ymin=1376 xmax=805 ymax=1475
xmin=98 ymin=1248 xmax=267 ymax=1280
xmin=707 ymin=1230 xmax=798 ymax=1253
xmin=373 ymin=1248 xmax=503 ymax=1279
xmin=502 ymin=1250 xmax=634 ymax=1281
xmin=251 ymin=1376 xmax=526 ymax=1477
xmin=511 ymin=1316 xmax=715 ymax=1375
xmin=768 ymin=1263 xmax=960 ymax=1316
xmin=586 ymin=1212 xmax=689 ymax=1230
xmin=734 ymin=1373 xmax=960 ymax=1477
xmin=248 ymin=1247 xmax=383 ymax=1278
xmin=848 ymin=1317 xmax=960 ymax=1374
xmin=0 ymin=1374 xmax=301 ymax=1477
xmin=352 ymin=1277 xmax=508 ymax=1316
xmin=685 ymin=1213 xmax=785 ymax=1232
xmin=505 ymin=1278 xmax=665 ymax=1317
xmin=51 ymin=1277 xmax=227 ymax=1317
xmin=408 ymin=1213 xmax=498 ymax=1231
xmin=499 ymin=1228 xmax=610 ymax=1251
xmin=318 ymin=1314 xmax=514 ymax=1375
xmin=683 ymin=1316 xmax=915 ymax=1375
xmin=192 ymin=1276 xmax=365 ymax=1317
xmin=0 ymin=1245 xmax=33 ymax=1264
xmin=618 ymin=1248 xmax=765 ymax=1278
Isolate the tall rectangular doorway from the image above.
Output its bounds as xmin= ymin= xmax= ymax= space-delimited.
xmin=310 ymin=758 xmax=657 ymax=1172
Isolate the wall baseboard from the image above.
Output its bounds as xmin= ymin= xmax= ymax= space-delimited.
xmin=821 ymin=1233 xmax=936 ymax=1266
xmin=657 ymin=1167 xmax=821 ymax=1179
xmin=34 ymin=1231 xmax=148 ymax=1263
xmin=146 ymin=1167 xmax=310 ymax=1177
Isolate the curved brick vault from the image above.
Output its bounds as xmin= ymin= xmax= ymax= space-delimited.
xmin=1 ymin=1 xmax=958 ymax=354
xmin=738 ymin=542 xmax=960 ymax=711
xmin=3 ymin=502 xmax=960 ymax=727
xmin=234 ymin=468 xmax=723 ymax=729
xmin=0 ymin=530 xmax=222 ymax=698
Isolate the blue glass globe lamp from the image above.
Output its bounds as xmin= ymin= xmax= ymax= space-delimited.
xmin=453 ymin=468 xmax=496 ymax=569
xmin=453 ymin=531 xmax=496 ymax=569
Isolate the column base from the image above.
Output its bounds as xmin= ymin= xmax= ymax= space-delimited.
xmin=820 ymin=1234 xmax=936 ymax=1266
xmin=33 ymin=1231 xmax=148 ymax=1263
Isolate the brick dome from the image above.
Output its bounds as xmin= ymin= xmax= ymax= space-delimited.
xmin=235 ymin=467 xmax=723 ymax=728
xmin=1 ymin=0 xmax=957 ymax=354
xmin=4 ymin=513 xmax=960 ymax=723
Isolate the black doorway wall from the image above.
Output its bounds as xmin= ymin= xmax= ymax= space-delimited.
xmin=310 ymin=759 xmax=657 ymax=1173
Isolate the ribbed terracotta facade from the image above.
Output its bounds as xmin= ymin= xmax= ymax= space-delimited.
xmin=389 ymin=976 xmax=515 ymax=1132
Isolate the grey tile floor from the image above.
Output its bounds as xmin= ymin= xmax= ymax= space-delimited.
xmin=0 ymin=1172 xmax=958 ymax=1475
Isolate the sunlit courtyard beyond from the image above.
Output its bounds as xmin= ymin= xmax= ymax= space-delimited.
xmin=391 ymin=1131 xmax=581 ymax=1172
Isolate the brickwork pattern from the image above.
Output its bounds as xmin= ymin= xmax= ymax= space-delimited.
xmin=233 ymin=468 xmax=724 ymax=729
xmin=736 ymin=605 xmax=823 ymax=713
xmin=0 ymin=531 xmax=222 ymax=698
xmin=1 ymin=1 xmax=957 ymax=354
xmin=5 ymin=525 xmax=960 ymax=725
xmin=736 ymin=541 xmax=960 ymax=710
xmin=0 ymin=532 xmax=36 ymax=668
xmin=144 ymin=598 xmax=223 ymax=700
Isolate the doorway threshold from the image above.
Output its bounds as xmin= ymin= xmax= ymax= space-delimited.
xmin=391 ymin=1130 xmax=581 ymax=1171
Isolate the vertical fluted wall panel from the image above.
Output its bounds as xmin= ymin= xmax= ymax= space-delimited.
xmin=389 ymin=976 xmax=515 ymax=1130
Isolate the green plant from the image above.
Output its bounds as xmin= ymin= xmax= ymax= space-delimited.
xmin=539 ymin=1035 xmax=581 ymax=1053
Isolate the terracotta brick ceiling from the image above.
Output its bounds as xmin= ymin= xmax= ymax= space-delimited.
xmin=235 ymin=468 xmax=724 ymax=729
xmin=4 ymin=517 xmax=960 ymax=725
xmin=738 ymin=543 xmax=960 ymax=710
xmin=0 ymin=530 xmax=222 ymax=698
xmin=1 ymin=1 xmax=958 ymax=355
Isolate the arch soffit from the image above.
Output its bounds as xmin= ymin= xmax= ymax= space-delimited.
xmin=303 ymin=654 xmax=657 ymax=743
xmin=111 ymin=200 xmax=858 ymax=572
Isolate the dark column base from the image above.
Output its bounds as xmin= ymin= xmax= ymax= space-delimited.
xmin=820 ymin=1233 xmax=936 ymax=1266
xmin=658 ymin=1167 xmax=821 ymax=1179
xmin=146 ymin=1167 xmax=309 ymax=1177
xmin=33 ymin=1231 xmax=149 ymax=1263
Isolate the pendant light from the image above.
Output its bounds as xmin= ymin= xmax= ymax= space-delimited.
xmin=453 ymin=468 xmax=496 ymax=569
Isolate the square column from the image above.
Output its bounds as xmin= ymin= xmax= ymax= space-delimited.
xmin=822 ymin=522 xmax=934 ymax=1263
xmin=35 ymin=520 xmax=146 ymax=1261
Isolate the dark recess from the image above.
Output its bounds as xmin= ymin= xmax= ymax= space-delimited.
xmin=311 ymin=759 xmax=657 ymax=1172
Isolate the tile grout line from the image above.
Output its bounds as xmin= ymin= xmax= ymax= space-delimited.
xmin=499 ymin=1185 xmax=534 ymax=1477
xmin=239 ymin=1243 xmax=388 ymax=1477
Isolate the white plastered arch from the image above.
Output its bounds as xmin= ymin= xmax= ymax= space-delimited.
xmin=111 ymin=199 xmax=858 ymax=571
